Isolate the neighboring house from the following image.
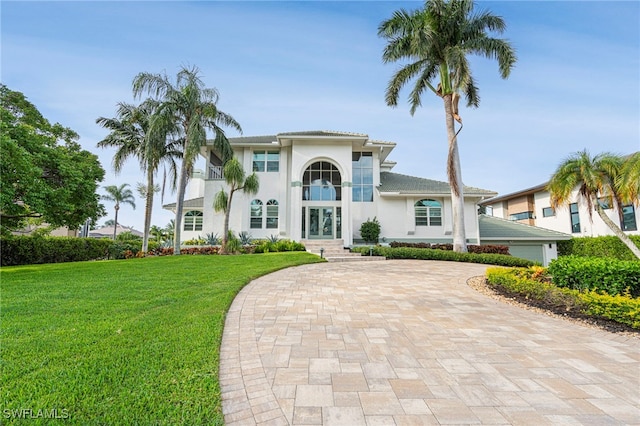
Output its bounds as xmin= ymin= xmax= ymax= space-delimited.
xmin=12 ymin=225 xmax=78 ymax=237
xmin=165 ymin=130 xmax=496 ymax=247
xmin=479 ymin=183 xmax=639 ymax=238
xmin=89 ymin=224 xmax=144 ymax=239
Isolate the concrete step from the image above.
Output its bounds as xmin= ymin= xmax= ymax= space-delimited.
xmin=301 ymin=239 xmax=386 ymax=262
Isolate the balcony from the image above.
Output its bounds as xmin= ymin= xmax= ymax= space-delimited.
xmin=208 ymin=165 xmax=224 ymax=180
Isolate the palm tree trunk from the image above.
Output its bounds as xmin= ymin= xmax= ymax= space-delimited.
xmin=173 ymin=157 xmax=190 ymax=255
xmin=443 ymin=94 xmax=467 ymax=253
xmin=595 ymin=202 xmax=640 ymax=259
xmin=142 ymin=169 xmax=154 ymax=254
xmin=221 ymin=189 xmax=235 ymax=254
xmin=113 ymin=205 xmax=119 ymax=240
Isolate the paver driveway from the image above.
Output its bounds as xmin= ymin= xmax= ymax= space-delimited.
xmin=220 ymin=260 xmax=640 ymax=425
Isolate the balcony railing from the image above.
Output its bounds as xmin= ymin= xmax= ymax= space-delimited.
xmin=208 ymin=165 xmax=224 ymax=180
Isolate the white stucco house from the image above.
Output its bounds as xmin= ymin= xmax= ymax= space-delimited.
xmin=163 ymin=130 xmax=570 ymax=264
xmin=479 ymin=182 xmax=639 ymax=237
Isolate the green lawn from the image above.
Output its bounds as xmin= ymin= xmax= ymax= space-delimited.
xmin=1 ymin=253 xmax=322 ymax=425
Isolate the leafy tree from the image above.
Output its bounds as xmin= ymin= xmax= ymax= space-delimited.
xmin=104 ymin=219 xmax=116 ymax=226
xmin=378 ymin=0 xmax=516 ymax=252
xmin=97 ymin=99 xmax=180 ymax=253
xmin=547 ymin=150 xmax=640 ymax=259
xmin=102 ymin=184 xmax=136 ymax=240
xmin=213 ymin=158 xmax=259 ymax=253
xmin=0 ymin=84 xmax=105 ymax=235
xmin=132 ymin=65 xmax=241 ymax=254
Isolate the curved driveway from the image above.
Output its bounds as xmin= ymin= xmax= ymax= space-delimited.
xmin=220 ymin=260 xmax=639 ymax=425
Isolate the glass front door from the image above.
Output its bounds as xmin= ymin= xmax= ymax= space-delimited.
xmin=308 ymin=207 xmax=333 ymax=239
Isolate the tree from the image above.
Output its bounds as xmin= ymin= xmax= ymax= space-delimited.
xmin=102 ymin=184 xmax=136 ymax=240
xmin=0 ymin=84 xmax=105 ymax=235
xmin=547 ymin=151 xmax=640 ymax=259
xmin=213 ymin=158 xmax=259 ymax=253
xmin=378 ymin=0 xmax=516 ymax=252
xmin=149 ymin=225 xmax=165 ymax=243
xmin=132 ymin=65 xmax=241 ymax=255
xmin=617 ymin=152 xmax=640 ymax=204
xmin=97 ymin=99 xmax=179 ymax=254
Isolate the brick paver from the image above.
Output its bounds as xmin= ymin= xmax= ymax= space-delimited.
xmin=220 ymin=260 xmax=640 ymax=425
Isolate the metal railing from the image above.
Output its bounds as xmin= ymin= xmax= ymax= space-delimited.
xmin=208 ymin=165 xmax=224 ymax=180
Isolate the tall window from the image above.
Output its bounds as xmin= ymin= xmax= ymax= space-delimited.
xmin=302 ymin=162 xmax=341 ymax=201
xmin=415 ymin=199 xmax=442 ymax=226
xmin=253 ymin=151 xmax=279 ymax=172
xmin=266 ymin=199 xmax=279 ymax=229
xmin=250 ymin=199 xmax=263 ymax=229
xmin=184 ymin=211 xmax=203 ymax=231
xmin=352 ymin=152 xmax=373 ymax=202
xmin=570 ymin=203 xmax=580 ymax=233
xmin=622 ymin=204 xmax=637 ymax=231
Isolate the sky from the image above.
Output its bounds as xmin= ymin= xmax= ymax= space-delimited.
xmin=2 ymin=0 xmax=639 ymax=233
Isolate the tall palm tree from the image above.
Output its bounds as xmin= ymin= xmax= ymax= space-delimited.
xmin=547 ymin=150 xmax=640 ymax=259
xmin=379 ymin=0 xmax=516 ymax=252
xmin=133 ymin=65 xmax=241 ymax=255
xmin=96 ymin=99 xmax=179 ymax=253
xmin=617 ymin=152 xmax=640 ymax=205
xmin=213 ymin=158 xmax=259 ymax=253
xmin=102 ymin=184 xmax=136 ymax=240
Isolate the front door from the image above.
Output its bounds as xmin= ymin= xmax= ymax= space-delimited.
xmin=308 ymin=207 xmax=333 ymax=239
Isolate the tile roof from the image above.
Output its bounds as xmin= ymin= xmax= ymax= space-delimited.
xmin=162 ymin=197 xmax=204 ymax=210
xmin=479 ymin=214 xmax=571 ymax=241
xmin=277 ymin=130 xmax=368 ymax=138
xmin=226 ymin=135 xmax=277 ymax=144
xmin=379 ymin=172 xmax=496 ymax=196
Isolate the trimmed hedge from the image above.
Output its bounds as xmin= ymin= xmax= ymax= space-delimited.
xmin=486 ymin=267 xmax=640 ymax=329
xmin=389 ymin=241 xmax=510 ymax=255
xmin=353 ymin=246 xmax=536 ymax=267
xmin=548 ymin=256 xmax=640 ymax=297
xmin=1 ymin=236 xmax=113 ymax=266
xmin=558 ymin=235 xmax=640 ymax=260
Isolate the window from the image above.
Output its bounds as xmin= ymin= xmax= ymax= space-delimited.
xmin=302 ymin=162 xmax=341 ymax=201
xmin=253 ymin=150 xmax=279 ymax=172
xmin=570 ymin=203 xmax=580 ymax=233
xmin=542 ymin=207 xmax=555 ymax=217
xmin=509 ymin=211 xmax=534 ymax=221
xmin=622 ymin=204 xmax=637 ymax=231
xmin=266 ymin=199 xmax=278 ymax=229
xmin=250 ymin=199 xmax=263 ymax=229
xmin=415 ymin=199 xmax=442 ymax=226
xmin=184 ymin=211 xmax=203 ymax=231
xmin=352 ymin=152 xmax=373 ymax=202
xmin=598 ymin=197 xmax=612 ymax=209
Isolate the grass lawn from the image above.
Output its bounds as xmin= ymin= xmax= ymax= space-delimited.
xmin=1 ymin=252 xmax=322 ymax=424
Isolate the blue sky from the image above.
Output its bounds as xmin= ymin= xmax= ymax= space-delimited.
xmin=3 ymin=1 xmax=639 ymax=232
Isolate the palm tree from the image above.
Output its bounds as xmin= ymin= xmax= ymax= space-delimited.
xmin=213 ymin=158 xmax=259 ymax=253
xmin=617 ymin=152 xmax=640 ymax=204
xmin=149 ymin=225 xmax=165 ymax=243
xmin=547 ymin=150 xmax=640 ymax=259
xmin=379 ymin=0 xmax=516 ymax=252
xmin=102 ymin=184 xmax=136 ymax=240
xmin=96 ymin=99 xmax=179 ymax=253
xmin=133 ymin=65 xmax=241 ymax=255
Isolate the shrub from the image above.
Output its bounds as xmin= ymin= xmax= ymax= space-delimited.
xmin=486 ymin=267 xmax=640 ymax=329
xmin=1 ymin=236 xmax=113 ymax=266
xmin=205 ymin=233 xmax=220 ymax=246
xmin=389 ymin=241 xmax=510 ymax=255
xmin=360 ymin=217 xmax=381 ymax=244
xmin=254 ymin=239 xmax=306 ymax=254
xmin=558 ymin=235 xmax=640 ymax=260
xmin=352 ymin=246 xmax=535 ymax=267
xmin=183 ymin=237 xmax=206 ymax=246
xmin=548 ymin=256 xmax=640 ymax=297
xmin=238 ymin=231 xmax=253 ymax=245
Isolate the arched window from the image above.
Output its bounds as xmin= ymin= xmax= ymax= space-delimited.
xmin=250 ymin=199 xmax=263 ymax=229
xmin=266 ymin=199 xmax=278 ymax=229
xmin=302 ymin=161 xmax=341 ymax=201
xmin=184 ymin=210 xmax=203 ymax=231
xmin=415 ymin=199 xmax=442 ymax=226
